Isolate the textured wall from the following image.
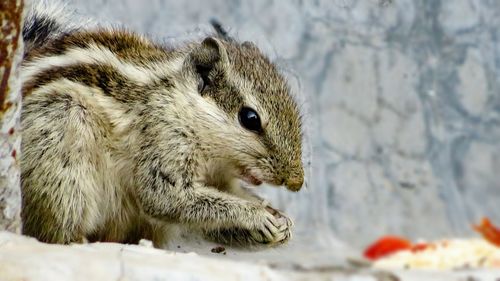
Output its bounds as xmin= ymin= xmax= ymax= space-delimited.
xmin=67 ymin=0 xmax=500 ymax=248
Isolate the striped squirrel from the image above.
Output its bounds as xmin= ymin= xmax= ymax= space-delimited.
xmin=20 ymin=1 xmax=304 ymax=248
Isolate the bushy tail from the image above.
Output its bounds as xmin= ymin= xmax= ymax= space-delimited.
xmin=23 ymin=1 xmax=86 ymax=53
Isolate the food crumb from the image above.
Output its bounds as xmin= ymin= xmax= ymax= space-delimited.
xmin=211 ymin=246 xmax=226 ymax=254
xmin=138 ymin=239 xmax=153 ymax=248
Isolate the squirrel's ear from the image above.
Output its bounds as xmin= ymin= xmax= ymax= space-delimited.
xmin=242 ymin=41 xmax=258 ymax=51
xmin=190 ymin=37 xmax=229 ymax=70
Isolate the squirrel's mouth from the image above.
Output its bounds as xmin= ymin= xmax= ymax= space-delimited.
xmin=239 ymin=169 xmax=263 ymax=186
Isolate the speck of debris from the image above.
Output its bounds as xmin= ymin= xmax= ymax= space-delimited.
xmin=211 ymin=246 xmax=226 ymax=254
xmin=399 ymin=181 xmax=415 ymax=189
xmin=177 ymin=245 xmax=181 ymax=249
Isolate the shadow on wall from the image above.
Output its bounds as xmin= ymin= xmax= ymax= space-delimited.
xmin=69 ymin=0 xmax=500 ymax=247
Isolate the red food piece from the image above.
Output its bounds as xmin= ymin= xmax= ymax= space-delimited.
xmin=363 ymin=235 xmax=412 ymax=260
xmin=474 ymin=217 xmax=500 ymax=247
xmin=410 ymin=243 xmax=429 ymax=253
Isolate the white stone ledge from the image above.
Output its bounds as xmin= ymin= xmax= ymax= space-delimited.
xmin=0 ymin=231 xmax=499 ymax=281
xmin=0 ymin=231 xmax=285 ymax=281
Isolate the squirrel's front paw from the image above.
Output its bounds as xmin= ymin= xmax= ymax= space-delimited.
xmin=249 ymin=207 xmax=292 ymax=245
xmin=202 ymin=206 xmax=293 ymax=247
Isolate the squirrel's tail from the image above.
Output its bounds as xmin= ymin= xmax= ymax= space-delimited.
xmin=23 ymin=1 xmax=87 ymax=53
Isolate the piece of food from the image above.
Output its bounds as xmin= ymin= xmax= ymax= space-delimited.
xmin=367 ymin=218 xmax=500 ymax=269
xmin=473 ymin=217 xmax=500 ymax=247
xmin=372 ymin=239 xmax=500 ymax=269
xmin=410 ymin=243 xmax=429 ymax=253
xmin=210 ymin=246 xmax=226 ymax=254
xmin=363 ymin=235 xmax=413 ymax=260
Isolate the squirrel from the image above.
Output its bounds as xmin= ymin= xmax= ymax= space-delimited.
xmin=19 ymin=2 xmax=304 ymax=248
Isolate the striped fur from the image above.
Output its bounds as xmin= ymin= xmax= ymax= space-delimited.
xmin=20 ymin=2 xmax=303 ymax=248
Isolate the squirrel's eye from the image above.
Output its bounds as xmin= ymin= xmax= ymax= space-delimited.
xmin=238 ymin=107 xmax=262 ymax=133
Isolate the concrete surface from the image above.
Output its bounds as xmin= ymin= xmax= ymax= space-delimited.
xmin=1 ymin=231 xmax=499 ymax=281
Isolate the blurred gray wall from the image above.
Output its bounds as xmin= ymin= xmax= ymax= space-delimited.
xmin=67 ymin=0 xmax=500 ymax=247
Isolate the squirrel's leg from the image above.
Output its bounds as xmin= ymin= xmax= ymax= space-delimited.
xmin=204 ymin=181 xmax=293 ymax=247
xmin=136 ymin=176 xmax=291 ymax=246
xmin=226 ymin=181 xmax=266 ymax=204
xmin=21 ymin=89 xmax=107 ymax=244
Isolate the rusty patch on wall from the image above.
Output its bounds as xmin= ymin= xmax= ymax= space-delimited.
xmin=0 ymin=0 xmax=24 ymax=116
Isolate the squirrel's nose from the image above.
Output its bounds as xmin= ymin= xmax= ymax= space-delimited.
xmin=285 ymin=176 xmax=304 ymax=192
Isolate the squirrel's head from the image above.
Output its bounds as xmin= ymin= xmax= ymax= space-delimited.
xmin=182 ymin=37 xmax=304 ymax=192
